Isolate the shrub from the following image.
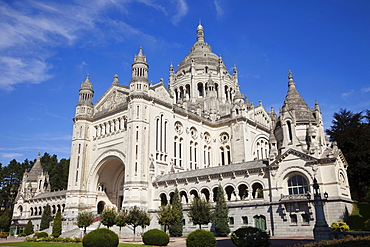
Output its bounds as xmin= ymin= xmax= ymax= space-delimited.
xmin=18 ymin=232 xmax=27 ymax=237
xmin=231 ymin=226 xmax=270 ymax=247
xmin=331 ymin=222 xmax=350 ymax=232
xmin=0 ymin=233 xmax=8 ymax=238
xmin=142 ymin=229 xmax=169 ymax=246
xmin=186 ymin=229 xmax=216 ymax=247
xmin=24 ymin=220 xmax=34 ymax=236
xmin=82 ymin=228 xmax=119 ymax=247
xmin=35 ymin=232 xmax=48 ymax=238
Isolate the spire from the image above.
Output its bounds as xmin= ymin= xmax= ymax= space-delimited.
xmin=282 ymin=70 xmax=309 ymax=112
xmin=131 ymin=47 xmax=149 ymax=82
xmin=27 ymin=153 xmax=44 ymax=182
xmin=196 ymin=20 xmax=205 ymax=43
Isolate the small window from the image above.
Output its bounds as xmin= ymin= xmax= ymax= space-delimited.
xmin=290 ymin=214 xmax=297 ymax=225
xmin=229 ymin=217 xmax=234 ymax=225
xmin=302 ymin=214 xmax=310 ymax=224
xmin=242 ymin=216 xmax=248 ymax=225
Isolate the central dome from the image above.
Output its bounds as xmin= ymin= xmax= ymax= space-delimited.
xmin=177 ymin=24 xmax=226 ymax=74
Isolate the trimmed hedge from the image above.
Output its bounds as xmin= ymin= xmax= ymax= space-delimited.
xmin=231 ymin=226 xmax=270 ymax=247
xmin=142 ymin=229 xmax=169 ymax=246
xmin=34 ymin=232 xmax=48 ymax=238
xmin=186 ymin=229 xmax=216 ymax=247
xmin=82 ymin=228 xmax=118 ymax=247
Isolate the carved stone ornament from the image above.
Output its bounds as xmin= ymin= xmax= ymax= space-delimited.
xmin=219 ymin=132 xmax=229 ymax=144
xmin=174 ymin=121 xmax=183 ymax=135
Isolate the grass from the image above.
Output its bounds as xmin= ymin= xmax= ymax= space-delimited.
xmin=292 ymin=235 xmax=370 ymax=247
xmin=0 ymin=243 xmax=151 ymax=247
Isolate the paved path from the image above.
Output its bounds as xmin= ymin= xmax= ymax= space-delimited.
xmin=0 ymin=236 xmax=314 ymax=246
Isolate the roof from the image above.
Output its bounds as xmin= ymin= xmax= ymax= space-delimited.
xmin=30 ymin=190 xmax=67 ymax=200
xmin=27 ymin=154 xmax=44 ymax=182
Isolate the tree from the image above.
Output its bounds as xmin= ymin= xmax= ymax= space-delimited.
xmin=0 ymin=208 xmax=12 ymax=232
xmin=52 ymin=211 xmax=62 ymax=237
xmin=77 ymin=211 xmax=94 ymax=235
xmin=157 ymin=205 xmax=176 ymax=233
xmin=213 ymin=184 xmax=230 ymax=236
xmin=40 ymin=204 xmax=52 ymax=231
xmin=127 ymin=206 xmax=150 ymax=240
xmin=115 ymin=209 xmax=128 ymax=238
xmin=326 ymin=108 xmax=370 ymax=199
xmin=169 ymin=188 xmax=183 ymax=236
xmin=101 ymin=207 xmax=117 ymax=229
xmin=188 ymin=197 xmax=212 ymax=229
xmin=24 ymin=220 xmax=34 ymax=236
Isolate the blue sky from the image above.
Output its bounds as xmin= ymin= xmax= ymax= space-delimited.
xmin=0 ymin=0 xmax=369 ymax=165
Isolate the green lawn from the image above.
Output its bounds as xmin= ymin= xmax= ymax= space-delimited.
xmin=0 ymin=243 xmax=150 ymax=247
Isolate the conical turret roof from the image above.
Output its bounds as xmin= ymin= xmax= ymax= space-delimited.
xmin=27 ymin=153 xmax=44 ymax=182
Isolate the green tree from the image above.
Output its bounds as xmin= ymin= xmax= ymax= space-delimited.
xmin=115 ymin=209 xmax=128 ymax=238
xmin=40 ymin=153 xmax=70 ymax=191
xmin=24 ymin=220 xmax=34 ymax=236
xmin=326 ymin=108 xmax=370 ymax=199
xmin=188 ymin=197 xmax=212 ymax=229
xmin=76 ymin=211 xmax=94 ymax=234
xmin=52 ymin=211 xmax=62 ymax=237
xmin=127 ymin=206 xmax=150 ymax=240
xmin=0 ymin=208 xmax=13 ymax=232
xmin=101 ymin=207 xmax=117 ymax=229
xmin=213 ymin=184 xmax=230 ymax=236
xmin=169 ymin=188 xmax=183 ymax=236
xmin=40 ymin=204 xmax=52 ymax=230
xmin=157 ymin=204 xmax=176 ymax=233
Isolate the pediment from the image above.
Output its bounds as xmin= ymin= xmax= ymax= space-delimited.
xmin=94 ymin=85 xmax=129 ymax=113
xmin=249 ymin=105 xmax=271 ymax=128
xmin=270 ymin=148 xmax=318 ymax=167
xmin=150 ymin=82 xmax=172 ymax=104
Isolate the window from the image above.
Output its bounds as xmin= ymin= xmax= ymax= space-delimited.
xmin=254 ymin=215 xmax=266 ymax=231
xmin=288 ymin=175 xmax=309 ymax=195
xmin=242 ymin=216 xmax=248 ymax=225
xmin=290 ymin=214 xmax=297 ymax=225
xmin=302 ymin=214 xmax=310 ymax=224
xmin=229 ymin=217 xmax=234 ymax=225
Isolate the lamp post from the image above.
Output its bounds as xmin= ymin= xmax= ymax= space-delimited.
xmin=311 ymin=178 xmax=332 ymax=241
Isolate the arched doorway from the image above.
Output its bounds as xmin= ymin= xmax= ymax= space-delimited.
xmin=95 ymin=156 xmax=125 ymax=209
xmin=97 ymin=201 xmax=105 ymax=214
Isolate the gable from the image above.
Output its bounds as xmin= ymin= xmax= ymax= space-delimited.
xmin=270 ymin=148 xmax=318 ymax=167
xmin=94 ymin=86 xmax=129 ymax=114
xmin=149 ymin=82 xmax=172 ymax=104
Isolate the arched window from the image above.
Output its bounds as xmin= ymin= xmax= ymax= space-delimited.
xmin=254 ymin=215 xmax=266 ymax=231
xmin=160 ymin=193 xmax=168 ymax=206
xmin=288 ymin=175 xmax=309 ymax=195
xmin=287 ymin=121 xmax=293 ymax=142
xmin=252 ymin=183 xmax=264 ymax=199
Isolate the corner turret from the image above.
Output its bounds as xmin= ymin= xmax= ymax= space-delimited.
xmin=130 ymin=47 xmax=149 ymax=94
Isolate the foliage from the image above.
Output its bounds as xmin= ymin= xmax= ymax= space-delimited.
xmin=0 ymin=233 xmax=8 ymax=238
xmin=24 ymin=220 xmax=34 ymax=236
xmin=142 ymin=229 xmax=169 ymax=246
xmin=101 ymin=207 xmax=117 ymax=228
xmin=231 ymin=226 xmax=270 ymax=247
xmin=115 ymin=209 xmax=128 ymax=237
xmin=35 ymin=232 xmax=48 ymax=238
xmin=0 ymin=159 xmax=32 ymax=213
xmin=0 ymin=208 xmax=13 ymax=232
xmin=40 ymin=153 xmax=70 ymax=191
xmin=157 ymin=205 xmax=177 ymax=233
xmin=213 ymin=184 xmax=230 ymax=236
xmin=52 ymin=211 xmax=62 ymax=237
xmin=188 ymin=197 xmax=212 ymax=229
xmin=18 ymin=232 xmax=27 ymax=237
xmin=82 ymin=228 xmax=118 ymax=247
xmin=24 ymin=236 xmax=82 ymax=243
xmin=126 ymin=206 xmax=151 ymax=240
xmin=169 ymin=188 xmax=183 ymax=237
xmin=348 ymin=201 xmax=370 ymax=230
xmin=326 ymin=109 xmax=370 ymax=199
xmin=40 ymin=204 xmax=52 ymax=231
xmin=186 ymin=229 xmax=216 ymax=247
xmin=292 ymin=235 xmax=370 ymax=247
xmin=76 ymin=211 xmax=94 ymax=234
xmin=331 ymin=222 xmax=350 ymax=232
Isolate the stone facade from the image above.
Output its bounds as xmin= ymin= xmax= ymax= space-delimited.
xmin=12 ymin=24 xmax=352 ymax=237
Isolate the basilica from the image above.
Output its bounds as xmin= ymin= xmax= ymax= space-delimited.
xmin=11 ymin=24 xmax=352 ymax=237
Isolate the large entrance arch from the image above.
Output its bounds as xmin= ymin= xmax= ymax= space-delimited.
xmin=94 ymin=156 xmax=125 ymax=210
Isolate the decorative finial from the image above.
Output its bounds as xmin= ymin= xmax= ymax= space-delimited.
xmin=38 ymin=151 xmax=40 ymax=158
xmin=112 ymin=74 xmax=119 ymax=84
xmin=85 ymin=74 xmax=90 ymax=82
xmin=138 ymin=46 xmax=143 ymax=55
xmin=288 ymin=70 xmax=293 ymax=80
